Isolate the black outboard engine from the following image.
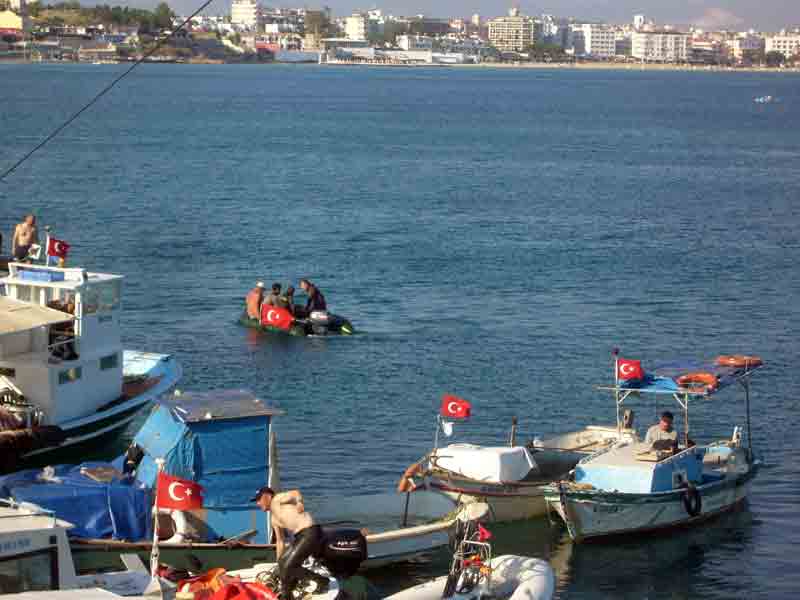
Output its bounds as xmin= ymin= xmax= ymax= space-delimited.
xmin=317 ymin=529 xmax=368 ymax=579
xmin=309 ymin=311 xmax=331 ymax=336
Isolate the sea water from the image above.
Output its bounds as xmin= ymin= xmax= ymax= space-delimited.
xmin=1 ymin=63 xmax=799 ymax=598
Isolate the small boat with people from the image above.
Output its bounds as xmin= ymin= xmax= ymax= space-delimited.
xmin=0 ymin=260 xmax=180 ymax=473
xmin=0 ymin=389 xmax=462 ymax=575
xmin=398 ymin=395 xmax=637 ymax=522
xmin=239 ymin=279 xmax=354 ymax=337
xmin=543 ymin=351 xmax=763 ymax=542
xmin=384 ymin=503 xmax=555 ymax=600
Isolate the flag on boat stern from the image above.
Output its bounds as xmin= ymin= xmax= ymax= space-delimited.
xmin=47 ymin=237 xmax=70 ymax=259
xmin=441 ymin=394 xmax=472 ymax=419
xmin=617 ymin=358 xmax=644 ymax=380
xmin=260 ymin=305 xmax=294 ymax=331
xmin=156 ymin=472 xmax=204 ymax=510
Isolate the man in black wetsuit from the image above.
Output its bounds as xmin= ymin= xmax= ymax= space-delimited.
xmin=253 ymin=486 xmax=328 ymax=598
xmin=299 ymin=279 xmax=326 ymax=314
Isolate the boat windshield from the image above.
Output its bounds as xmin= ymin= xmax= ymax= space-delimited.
xmin=0 ymin=548 xmax=57 ymax=593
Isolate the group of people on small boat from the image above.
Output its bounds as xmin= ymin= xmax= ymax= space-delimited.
xmin=245 ymin=278 xmax=327 ymax=321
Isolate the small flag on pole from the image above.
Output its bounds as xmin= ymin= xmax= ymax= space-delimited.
xmin=440 ymin=394 xmax=472 ymax=419
xmin=155 ymin=472 xmax=204 ymax=511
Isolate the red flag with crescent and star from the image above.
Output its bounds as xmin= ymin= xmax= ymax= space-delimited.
xmin=617 ymin=358 xmax=644 ymax=381
xmin=260 ymin=305 xmax=294 ymax=331
xmin=156 ymin=472 xmax=204 ymax=510
xmin=47 ymin=238 xmax=70 ymax=259
xmin=440 ymin=394 xmax=472 ymax=419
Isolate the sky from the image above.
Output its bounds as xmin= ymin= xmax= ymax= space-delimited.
xmin=119 ymin=1 xmax=798 ymax=31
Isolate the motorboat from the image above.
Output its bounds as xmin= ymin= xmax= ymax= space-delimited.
xmin=400 ymin=408 xmax=637 ymax=522
xmin=240 ymin=303 xmax=354 ymax=337
xmin=0 ymin=497 xmax=173 ymax=598
xmin=543 ymin=354 xmax=763 ymax=542
xmin=0 ymin=389 xmax=461 ymax=574
xmin=384 ymin=503 xmax=555 ymax=600
xmin=0 ymin=262 xmax=180 ymax=472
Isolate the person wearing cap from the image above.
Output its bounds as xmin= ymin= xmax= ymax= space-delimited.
xmin=252 ymin=486 xmax=328 ymax=598
xmin=245 ymin=282 xmax=265 ymax=320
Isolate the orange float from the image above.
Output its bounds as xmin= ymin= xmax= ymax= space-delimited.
xmin=676 ymin=372 xmax=719 ymax=393
xmin=715 ymin=355 xmax=763 ymax=369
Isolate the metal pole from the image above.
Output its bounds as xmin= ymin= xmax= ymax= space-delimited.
xmin=745 ymin=378 xmax=752 ymax=458
xmin=683 ymin=394 xmax=690 ymax=448
xmin=509 ymin=416 xmax=518 ymax=447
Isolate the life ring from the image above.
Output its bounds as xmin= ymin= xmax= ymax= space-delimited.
xmin=676 ymin=372 xmax=719 ymax=393
xmin=397 ymin=462 xmax=424 ymax=493
xmin=156 ymin=507 xmax=189 ymax=544
xmin=715 ymin=355 xmax=763 ymax=369
xmin=682 ymin=484 xmax=702 ymax=517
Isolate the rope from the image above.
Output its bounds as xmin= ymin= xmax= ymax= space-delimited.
xmin=0 ymin=0 xmax=217 ymax=183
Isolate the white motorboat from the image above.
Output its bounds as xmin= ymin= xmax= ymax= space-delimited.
xmin=0 ymin=262 xmax=180 ymax=471
xmin=0 ymin=497 xmax=173 ymax=598
xmin=544 ymin=354 xmax=763 ymax=542
xmin=385 ymin=504 xmax=555 ymax=600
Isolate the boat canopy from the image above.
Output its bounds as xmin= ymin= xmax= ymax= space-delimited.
xmin=0 ymin=297 xmax=74 ymax=337
xmin=600 ymin=359 xmax=763 ymax=397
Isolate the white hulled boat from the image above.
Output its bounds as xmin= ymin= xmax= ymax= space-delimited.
xmin=0 ymin=262 xmax=180 ymax=471
xmin=543 ymin=354 xmax=763 ymax=542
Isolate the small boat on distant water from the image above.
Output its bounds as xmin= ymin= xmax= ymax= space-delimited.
xmin=543 ymin=353 xmax=763 ymax=542
xmin=753 ymin=95 xmax=779 ymax=104
xmin=239 ymin=304 xmax=354 ymax=337
xmin=0 ymin=261 xmax=180 ymax=472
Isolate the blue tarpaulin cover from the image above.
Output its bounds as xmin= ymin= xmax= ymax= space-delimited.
xmin=0 ymin=463 xmax=152 ymax=540
xmin=616 ymin=359 xmax=762 ymax=396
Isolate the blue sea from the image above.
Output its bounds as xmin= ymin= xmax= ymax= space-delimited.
xmin=1 ymin=64 xmax=799 ymax=598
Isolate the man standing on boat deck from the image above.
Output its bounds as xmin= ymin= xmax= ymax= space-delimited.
xmin=11 ymin=215 xmax=38 ymax=261
xmin=246 ymin=282 xmax=265 ymax=320
xmin=252 ymin=486 xmax=328 ymax=598
xmin=299 ymin=279 xmax=326 ymax=314
xmin=645 ymin=411 xmax=678 ymax=447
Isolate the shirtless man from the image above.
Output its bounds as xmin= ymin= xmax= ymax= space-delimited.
xmin=253 ymin=486 xmax=327 ymax=598
xmin=245 ymin=282 xmax=265 ymax=320
xmin=11 ymin=215 xmax=38 ymax=261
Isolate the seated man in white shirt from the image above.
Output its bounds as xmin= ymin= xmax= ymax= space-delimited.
xmin=645 ymin=411 xmax=678 ymax=451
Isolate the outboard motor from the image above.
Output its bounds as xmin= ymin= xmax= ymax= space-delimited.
xmin=309 ymin=311 xmax=331 ymax=336
xmin=317 ymin=529 xmax=368 ymax=579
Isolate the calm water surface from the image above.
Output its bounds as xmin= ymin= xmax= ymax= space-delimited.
xmin=1 ymin=64 xmax=799 ymax=598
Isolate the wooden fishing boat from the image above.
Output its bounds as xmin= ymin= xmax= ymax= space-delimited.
xmin=543 ymin=353 xmax=763 ymax=542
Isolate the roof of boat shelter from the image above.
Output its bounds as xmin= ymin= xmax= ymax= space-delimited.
xmin=161 ymin=389 xmax=286 ymax=423
xmin=0 ymin=297 xmax=74 ymax=337
xmin=598 ymin=359 xmax=763 ymax=396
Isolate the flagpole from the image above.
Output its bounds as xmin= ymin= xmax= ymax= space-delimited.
xmin=150 ymin=458 xmax=165 ymax=577
xmin=434 ymin=414 xmax=440 ymax=452
xmin=44 ymin=226 xmax=50 ymax=266
xmin=612 ymin=348 xmax=620 ymax=433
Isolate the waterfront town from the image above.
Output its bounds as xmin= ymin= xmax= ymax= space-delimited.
xmin=0 ymin=1 xmax=799 ymax=65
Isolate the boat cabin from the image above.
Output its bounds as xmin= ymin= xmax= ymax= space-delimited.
xmin=0 ymin=263 xmax=123 ymax=426
xmin=573 ymin=442 xmax=706 ymax=493
xmin=0 ymin=500 xmax=78 ymax=593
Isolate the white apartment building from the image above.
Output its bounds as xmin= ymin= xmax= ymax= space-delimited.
xmin=572 ymin=23 xmax=616 ymax=58
xmin=397 ymin=34 xmax=433 ymax=51
xmin=726 ymin=34 xmax=764 ymax=61
xmin=345 ymin=12 xmax=368 ymax=41
xmin=487 ymin=15 xmax=534 ymax=52
xmin=230 ymin=0 xmax=258 ymax=29
xmin=765 ymin=34 xmax=800 ymax=59
xmin=631 ymin=31 xmax=690 ymax=62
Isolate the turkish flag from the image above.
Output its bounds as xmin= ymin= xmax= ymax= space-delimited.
xmin=617 ymin=359 xmax=644 ymax=380
xmin=260 ymin=305 xmax=294 ymax=331
xmin=440 ymin=394 xmax=472 ymax=419
xmin=47 ymin=238 xmax=70 ymax=258
xmin=477 ymin=523 xmax=493 ymax=541
xmin=156 ymin=472 xmax=204 ymax=510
